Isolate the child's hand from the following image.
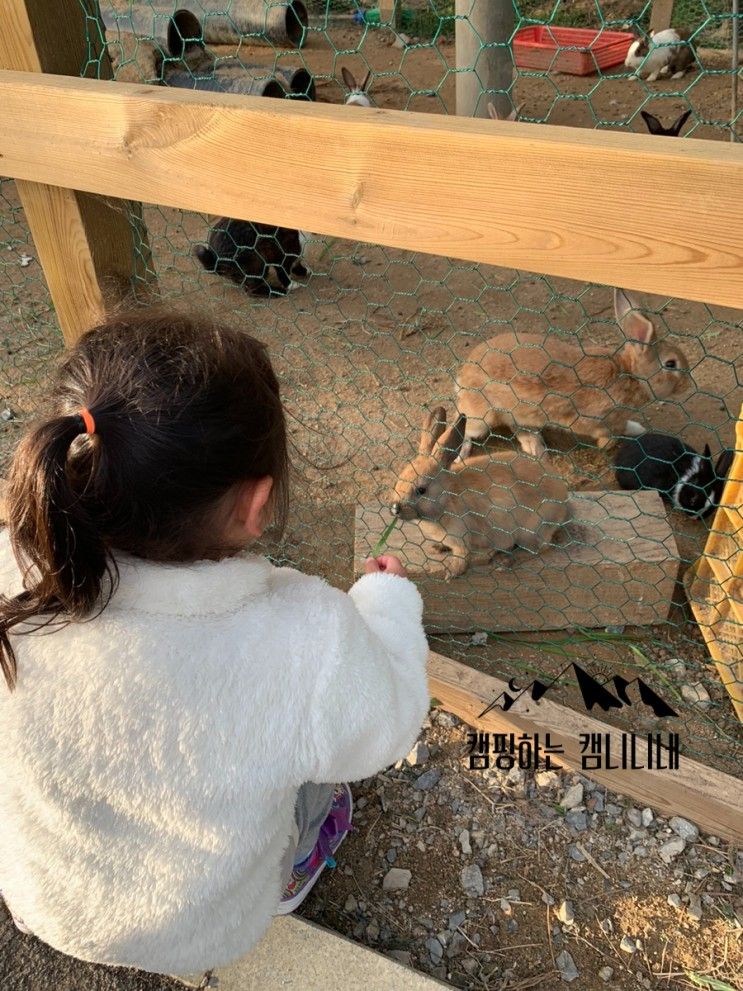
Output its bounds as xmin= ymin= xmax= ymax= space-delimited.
xmin=365 ymin=555 xmax=407 ymax=578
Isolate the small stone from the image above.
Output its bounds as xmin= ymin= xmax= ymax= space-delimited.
xmin=426 ymin=937 xmax=443 ymax=965
xmin=605 ymin=802 xmax=622 ymax=816
xmin=382 ymin=868 xmax=411 ymax=892
xmin=599 ymin=918 xmax=613 ymax=934
xmin=665 ymin=657 xmax=686 ymax=675
xmin=561 ymin=783 xmax=584 ymax=811
xmin=366 ymin=919 xmax=380 ymax=940
xmin=687 ymin=895 xmax=703 ymax=922
xmin=460 ymin=864 xmax=484 ymax=898
xmin=556 ymin=949 xmax=579 ymax=982
xmin=586 ymin=793 xmax=605 ymax=813
xmin=565 ymin=810 xmax=587 ymax=832
xmin=351 ymin=254 xmax=369 ymax=266
xmin=0 ymin=408 xmax=16 ymax=422
xmin=541 ymin=892 xmax=555 ymax=905
xmin=470 ymin=631 xmax=488 ymax=646
xmin=641 ymin=808 xmax=654 ymax=827
xmin=462 ymin=958 xmax=478 ymax=975
xmin=507 ymin=888 xmax=520 ymax=901
xmin=446 ymin=931 xmax=466 ymax=959
xmin=386 ymin=847 xmax=397 ymax=864
xmin=620 ymin=936 xmax=637 ymax=954
xmin=406 ymin=741 xmax=429 ymax=766
xmin=393 ymin=32 xmax=411 ymax=48
xmin=556 ymin=900 xmax=575 ymax=925
xmin=499 ymin=898 xmax=513 ymax=916
xmin=414 ymin=769 xmax=441 ymax=791
xmin=660 ymin=837 xmax=686 ymax=863
xmin=633 ymin=846 xmax=648 ymax=858
xmin=506 ymin=766 xmax=525 ymax=788
xmin=19 ymin=254 xmax=33 ymax=267
xmin=535 ymin=770 xmax=559 ymax=789
xmin=670 ymin=817 xmax=699 ymax=844
xmin=505 ymin=918 xmax=519 ymax=934
xmin=626 ymin=807 xmax=643 ymax=828
xmin=599 ymin=966 xmax=614 ymax=983
xmin=389 ymin=950 xmax=412 ymax=967
xmin=459 ymin=829 xmax=471 ymax=855
xmin=681 ymin=683 xmax=712 ymax=705
xmin=344 ymin=894 xmax=358 ymax=912
xmin=448 ymin=910 xmax=466 ymax=931
xmin=567 ymin=844 xmax=586 ymax=862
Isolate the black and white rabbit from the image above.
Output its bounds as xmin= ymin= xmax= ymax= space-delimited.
xmin=614 ymin=433 xmax=717 ymax=517
xmin=194 ymin=217 xmax=308 ymax=296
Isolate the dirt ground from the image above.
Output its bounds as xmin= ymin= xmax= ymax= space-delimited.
xmin=0 ymin=14 xmax=741 ymax=991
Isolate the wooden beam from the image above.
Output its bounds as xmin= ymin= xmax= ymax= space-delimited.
xmin=455 ymin=0 xmax=514 ymax=119
xmin=2 ymin=72 xmax=743 ymax=307
xmin=649 ymin=0 xmax=675 ymax=33
xmin=428 ymin=651 xmax=743 ymax=844
xmin=0 ymin=1 xmax=153 ymax=345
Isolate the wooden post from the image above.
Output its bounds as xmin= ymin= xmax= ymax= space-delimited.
xmin=378 ymin=0 xmax=400 ymax=32
xmin=455 ymin=0 xmax=514 ymax=119
xmin=649 ymin=0 xmax=675 ymax=33
xmin=0 ymin=0 xmax=153 ymax=345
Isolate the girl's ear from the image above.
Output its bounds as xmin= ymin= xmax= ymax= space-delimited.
xmin=233 ymin=476 xmax=275 ymax=538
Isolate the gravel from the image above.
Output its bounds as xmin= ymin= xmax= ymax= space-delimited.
xmin=460 ymin=864 xmax=485 ymax=898
xmin=382 ymin=868 xmax=412 ymax=892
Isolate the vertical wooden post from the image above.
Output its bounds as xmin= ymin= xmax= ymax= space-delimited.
xmin=455 ymin=0 xmax=514 ymax=119
xmin=378 ymin=0 xmax=400 ymax=33
xmin=0 ymin=0 xmax=154 ymax=345
xmin=649 ymin=0 xmax=675 ymax=33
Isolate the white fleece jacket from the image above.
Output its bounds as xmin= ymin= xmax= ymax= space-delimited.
xmin=0 ymin=530 xmax=429 ymax=974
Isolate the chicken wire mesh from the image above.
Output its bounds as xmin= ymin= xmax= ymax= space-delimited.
xmin=1 ymin=0 xmax=742 ymax=777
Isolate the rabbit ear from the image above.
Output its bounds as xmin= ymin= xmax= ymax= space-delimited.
xmin=435 ymin=414 xmax=467 ymax=468
xmin=615 ymin=288 xmax=656 ymax=346
xmin=671 ymin=109 xmax=692 ymax=135
xmin=487 ymin=102 xmax=499 ymax=120
xmin=341 ymin=67 xmax=357 ymax=91
xmin=508 ymin=103 xmax=524 ymax=121
xmin=703 ymin=443 xmax=712 ymax=460
xmin=641 ymin=110 xmax=664 ymax=135
xmin=361 ymin=69 xmax=372 ymax=92
xmin=419 ymin=407 xmax=447 ymax=455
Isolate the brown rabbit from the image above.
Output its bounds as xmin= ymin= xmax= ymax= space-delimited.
xmin=389 ymin=408 xmax=570 ymax=578
xmin=455 ymin=288 xmax=690 ymax=456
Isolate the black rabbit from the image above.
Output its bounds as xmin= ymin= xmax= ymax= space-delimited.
xmin=195 ymin=218 xmax=308 ymax=297
xmin=614 ymin=433 xmax=716 ymax=517
xmin=712 ymin=448 xmax=735 ymax=508
xmin=640 ymin=109 xmax=692 ymax=137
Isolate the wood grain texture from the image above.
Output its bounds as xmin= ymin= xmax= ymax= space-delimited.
xmin=427 ymin=650 xmax=743 ymax=843
xmin=650 ymin=0 xmax=676 ymax=33
xmin=355 ymin=491 xmax=678 ymax=633
xmin=1 ymin=71 xmax=743 ymax=306
xmin=0 ymin=2 xmax=153 ymax=345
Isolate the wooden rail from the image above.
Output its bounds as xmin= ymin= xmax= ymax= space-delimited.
xmin=1 ymin=70 xmax=743 ymax=308
xmin=429 ymin=651 xmax=743 ymax=844
xmin=0 ymin=1 xmax=153 ymax=344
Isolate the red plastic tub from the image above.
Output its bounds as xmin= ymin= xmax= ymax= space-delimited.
xmin=513 ymin=26 xmax=635 ymax=76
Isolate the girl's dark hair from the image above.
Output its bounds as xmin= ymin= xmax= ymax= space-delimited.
xmin=0 ymin=308 xmax=289 ymax=690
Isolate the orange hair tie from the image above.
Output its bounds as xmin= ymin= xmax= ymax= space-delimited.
xmin=77 ymin=408 xmax=96 ymax=435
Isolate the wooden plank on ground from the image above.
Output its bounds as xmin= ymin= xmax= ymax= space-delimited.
xmin=355 ymin=491 xmax=679 ymax=633
xmin=1 ymin=71 xmax=743 ymax=307
xmin=427 ymin=651 xmax=743 ymax=844
xmin=0 ymin=1 xmax=153 ymax=345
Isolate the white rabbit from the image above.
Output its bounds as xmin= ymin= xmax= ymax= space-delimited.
xmin=487 ymin=101 xmax=524 ymax=122
xmin=342 ymin=67 xmax=372 ymax=108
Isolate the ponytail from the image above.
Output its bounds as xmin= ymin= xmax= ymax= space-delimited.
xmin=0 ymin=413 xmax=115 ymax=690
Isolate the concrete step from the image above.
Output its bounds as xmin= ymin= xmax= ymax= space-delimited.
xmin=177 ymin=916 xmax=452 ymax=990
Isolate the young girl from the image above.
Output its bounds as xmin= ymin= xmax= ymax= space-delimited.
xmin=0 ymin=310 xmax=429 ymax=978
